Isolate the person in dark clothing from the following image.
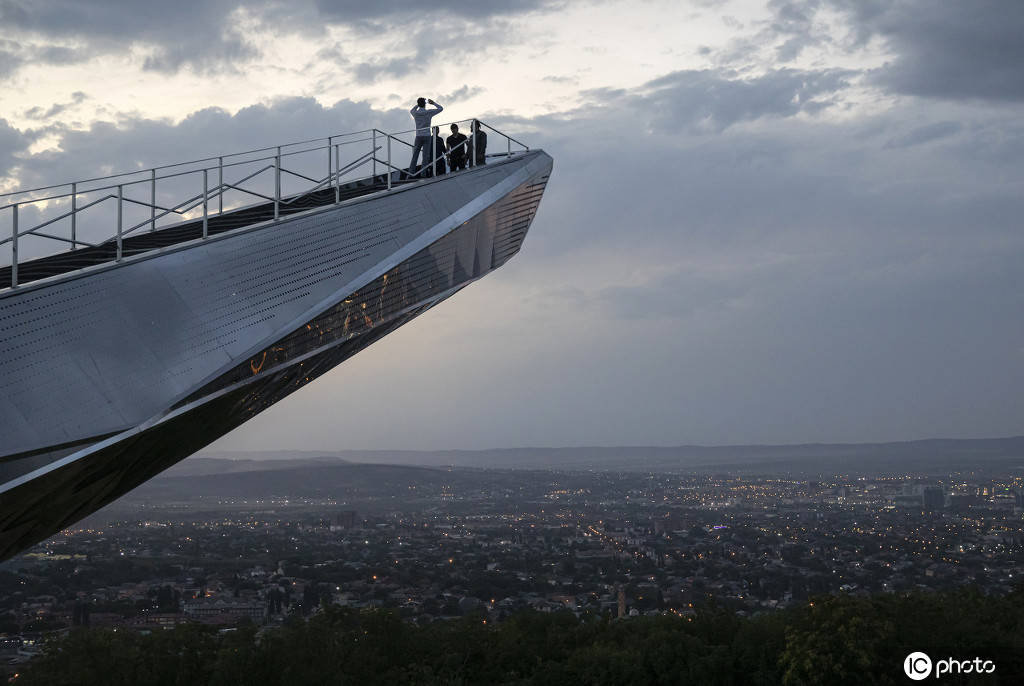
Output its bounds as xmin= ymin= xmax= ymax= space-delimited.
xmin=431 ymin=126 xmax=446 ymax=176
xmin=471 ymin=119 xmax=487 ymax=166
xmin=446 ymin=123 xmax=469 ymax=172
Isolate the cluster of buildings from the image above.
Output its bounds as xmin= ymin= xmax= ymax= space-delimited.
xmin=1 ymin=466 xmax=1022 ymax=675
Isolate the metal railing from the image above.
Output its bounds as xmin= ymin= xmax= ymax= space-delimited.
xmin=1 ymin=118 xmax=529 ymax=289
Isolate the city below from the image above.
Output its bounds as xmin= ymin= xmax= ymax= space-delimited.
xmin=2 ymin=438 xmax=1023 ymax=679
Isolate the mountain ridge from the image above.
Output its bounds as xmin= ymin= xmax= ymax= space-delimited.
xmin=186 ymin=435 xmax=1024 ymax=475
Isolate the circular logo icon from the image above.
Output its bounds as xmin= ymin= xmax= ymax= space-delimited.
xmin=905 ymin=652 xmax=932 ymax=680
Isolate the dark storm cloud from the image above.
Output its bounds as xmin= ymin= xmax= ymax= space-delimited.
xmin=0 ymin=0 xmax=559 ymax=78
xmin=31 ymin=44 xmax=86 ymax=65
xmin=312 ymin=43 xmax=349 ymax=68
xmin=0 ymin=48 xmax=22 ymax=79
xmin=0 ymin=38 xmax=89 ymax=77
xmin=353 ymin=56 xmax=419 ymax=84
xmin=141 ymin=35 xmax=258 ymax=74
xmin=586 ymin=68 xmax=852 ymax=133
xmin=855 ymin=1 xmax=1024 ymax=101
xmin=312 ymin=0 xmax=555 ymax=24
xmin=0 ymin=117 xmax=30 ymax=179
xmin=347 ymin=18 xmax=516 ymax=85
xmin=706 ymin=0 xmax=833 ymax=67
xmin=438 ymin=85 xmax=485 ymax=104
xmin=882 ymin=121 xmax=961 ymax=150
xmin=0 ymin=0 xmax=259 ymax=73
xmin=769 ymin=1 xmax=1024 ymax=102
xmin=765 ymin=0 xmax=823 ymax=62
xmin=10 ymin=96 xmax=410 ymax=193
xmin=22 ymin=91 xmax=87 ymax=121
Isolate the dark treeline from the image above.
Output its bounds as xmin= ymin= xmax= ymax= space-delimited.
xmin=17 ymin=589 xmax=1024 ymax=685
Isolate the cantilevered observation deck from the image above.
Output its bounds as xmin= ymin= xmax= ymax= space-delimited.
xmin=0 ymin=119 xmax=552 ymax=559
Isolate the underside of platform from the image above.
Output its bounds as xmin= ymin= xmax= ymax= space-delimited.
xmin=0 ymin=149 xmax=552 ymax=560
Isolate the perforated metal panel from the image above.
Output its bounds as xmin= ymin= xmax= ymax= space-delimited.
xmin=1 ymin=152 xmax=551 ymax=465
xmin=0 ymin=155 xmax=552 ymax=559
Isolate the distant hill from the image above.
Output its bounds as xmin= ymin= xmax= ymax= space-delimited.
xmin=163 ymin=455 xmax=349 ymax=477
xmin=192 ymin=436 xmax=1024 ymax=474
xmin=116 ymin=436 xmax=1024 ymax=506
xmin=140 ymin=462 xmax=446 ymax=499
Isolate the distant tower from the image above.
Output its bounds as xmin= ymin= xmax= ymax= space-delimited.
xmin=338 ymin=510 xmax=357 ymax=529
xmin=617 ymin=586 xmax=626 ymax=619
xmin=922 ymin=486 xmax=945 ymax=511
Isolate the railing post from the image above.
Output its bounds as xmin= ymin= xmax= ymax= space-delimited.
xmin=116 ymin=185 xmax=123 ymax=262
xmin=150 ymin=169 xmax=156 ymax=232
xmin=334 ymin=144 xmax=340 ymax=204
xmin=507 ymin=136 xmax=511 ymax=157
xmin=70 ymin=182 xmax=77 ymax=250
xmin=327 ymin=136 xmax=333 ymax=197
xmin=218 ymin=157 xmax=223 ymax=215
xmin=431 ymin=128 xmax=437 ymax=178
xmin=372 ymin=129 xmax=378 ymax=180
xmin=10 ymin=203 xmax=17 ymax=288
xmin=202 ymin=169 xmax=209 ymax=239
xmin=469 ymin=127 xmax=475 ymax=168
xmin=274 ymin=146 xmax=281 ymax=221
xmin=386 ymin=136 xmax=392 ymax=190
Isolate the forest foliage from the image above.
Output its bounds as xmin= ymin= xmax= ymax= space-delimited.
xmin=15 ymin=588 xmax=1024 ymax=685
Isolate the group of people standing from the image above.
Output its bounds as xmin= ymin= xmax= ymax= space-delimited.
xmin=407 ymin=98 xmax=487 ymax=178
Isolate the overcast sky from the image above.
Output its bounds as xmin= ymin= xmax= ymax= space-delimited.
xmin=1 ymin=0 xmax=1022 ymax=450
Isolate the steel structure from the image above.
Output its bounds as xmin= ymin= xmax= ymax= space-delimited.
xmin=0 ymin=119 xmax=552 ymax=560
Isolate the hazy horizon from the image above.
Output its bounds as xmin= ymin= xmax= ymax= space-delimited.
xmin=196 ymin=431 xmax=1024 ymax=455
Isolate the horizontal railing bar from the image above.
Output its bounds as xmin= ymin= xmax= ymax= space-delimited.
xmin=280 ymin=168 xmax=322 ymax=185
xmin=0 ymin=186 xmax=188 ymax=244
xmin=26 ymin=230 xmax=94 ymax=247
xmin=388 ymin=135 xmax=414 ymax=149
xmin=336 ymin=147 xmax=379 ymax=177
xmin=279 ymin=174 xmax=330 ymax=205
xmin=121 ymin=161 xmax=274 ymax=232
xmin=9 ymin=193 xmax=115 ymax=236
xmin=174 ymin=197 xmax=208 ymax=217
xmin=2 ymin=118 xmax=532 ymax=287
xmin=386 ymin=118 xmax=474 ymax=138
xmin=1 ymin=147 xmax=349 ymax=208
xmin=144 ymin=191 xmax=206 ymax=226
xmin=407 ymin=140 xmax=465 ymax=179
xmin=0 ymin=229 xmax=86 ymax=247
xmin=0 ymin=129 xmax=378 ymax=199
xmin=130 ymin=161 xmax=275 ymax=226
xmin=371 ymin=157 xmax=410 ymax=175
xmin=220 ymin=184 xmax=275 ymax=202
xmin=478 ymin=121 xmax=530 ymax=150
xmin=120 ymin=185 xmax=221 ymax=238
xmin=225 ymin=163 xmax=276 ymax=188
xmin=0 ymin=126 xmax=480 ymax=208
xmin=117 ymin=152 xmax=369 ymax=237
xmin=0 ymin=228 xmax=97 ymax=248
xmin=280 ymin=154 xmax=376 ymax=206
xmin=119 ymin=195 xmax=183 ymax=214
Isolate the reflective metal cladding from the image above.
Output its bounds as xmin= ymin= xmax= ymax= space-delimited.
xmin=0 ymin=149 xmax=553 ymax=560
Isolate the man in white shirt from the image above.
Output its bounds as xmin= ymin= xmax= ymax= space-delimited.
xmin=408 ymin=97 xmax=443 ymax=177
